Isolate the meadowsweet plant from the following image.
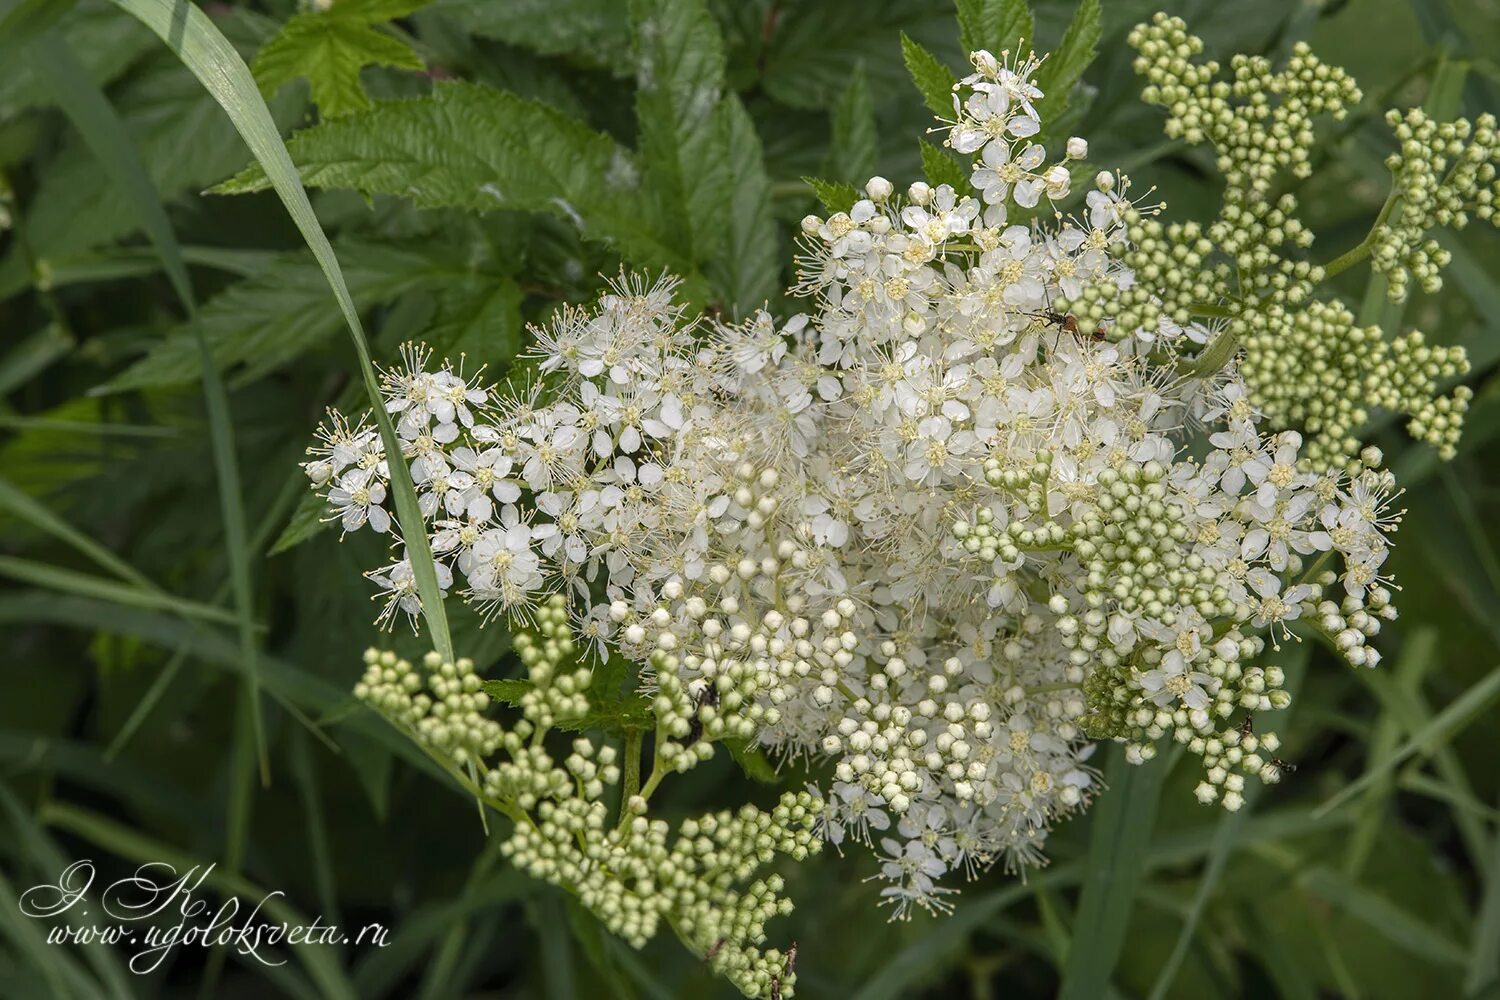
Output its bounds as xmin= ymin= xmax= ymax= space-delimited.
xmin=302 ymin=16 xmax=1475 ymax=998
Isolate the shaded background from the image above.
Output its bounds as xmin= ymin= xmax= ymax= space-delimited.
xmin=2 ymin=0 xmax=1498 ymax=997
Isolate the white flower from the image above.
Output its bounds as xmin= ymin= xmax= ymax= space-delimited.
xmin=327 ymin=467 xmax=390 ymax=534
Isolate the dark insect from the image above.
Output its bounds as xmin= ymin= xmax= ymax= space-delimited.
xmin=785 ymin=941 xmax=798 ymax=976
xmin=1270 ymin=757 xmax=1297 ymax=775
xmin=1239 ymin=714 xmax=1255 ymax=740
xmin=1032 ymin=305 xmax=1108 ymax=349
xmin=685 ymin=682 xmax=719 ymax=746
xmin=770 ymin=976 xmax=781 ymax=1000
xmin=705 ymin=937 xmax=725 ymax=962
xmin=1039 ymin=309 xmax=1080 ymax=337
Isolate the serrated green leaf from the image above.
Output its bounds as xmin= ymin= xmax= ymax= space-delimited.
xmin=431 ymin=0 xmax=628 ymax=61
xmin=956 ymin=0 xmax=1032 ymax=56
xmin=759 ymin=0 xmax=955 ymax=111
xmin=901 ymin=32 xmax=956 ymax=119
xmin=484 ymin=650 xmax=653 ymax=735
xmin=481 ymin=678 xmax=531 ymax=705
xmin=708 ymin=95 xmax=780 ymax=318
xmin=426 ymin=275 xmax=524 ymax=365
xmin=253 ymin=0 xmax=428 ymax=118
xmin=213 ymin=81 xmax=692 ymax=277
xmin=919 ymin=137 xmax=968 ymax=190
xmin=270 ymin=489 xmax=331 ymax=555
xmin=1034 ymin=0 xmax=1100 ymax=131
xmin=483 ymin=675 xmax=653 ymax=734
xmin=629 ymin=0 xmax=728 ymax=268
xmin=827 ymin=61 xmax=876 ymax=185
xmin=803 ymin=176 xmax=860 ymax=214
xmin=723 ymin=738 xmax=781 ymax=785
xmin=106 ymin=242 xmax=467 ymax=391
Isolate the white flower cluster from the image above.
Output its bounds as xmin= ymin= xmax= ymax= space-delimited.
xmin=313 ymin=44 xmax=1420 ymax=933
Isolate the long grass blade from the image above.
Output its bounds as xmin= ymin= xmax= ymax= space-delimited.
xmin=105 ymin=0 xmax=455 ymax=663
xmin=855 ymin=804 xmax=1351 ymax=1000
xmin=1057 ymin=744 xmax=1172 ymax=1000
xmin=40 ymin=800 xmax=357 ymax=1000
xmin=0 ymin=473 xmax=156 ymax=590
xmin=1316 ymin=661 xmax=1500 ymax=817
xmin=0 ymin=554 xmax=251 ymax=627
xmin=0 ymin=783 xmax=135 ymax=1000
xmin=1148 ymin=646 xmax=1311 ymax=1000
xmin=28 ymin=27 xmax=270 ymax=786
xmin=1468 ymin=791 xmax=1500 ymax=995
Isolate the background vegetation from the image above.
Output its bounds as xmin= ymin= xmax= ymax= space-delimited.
xmin=2 ymin=0 xmax=1499 ymax=997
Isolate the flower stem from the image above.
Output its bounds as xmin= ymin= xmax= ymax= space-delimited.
xmin=1322 ymin=182 xmax=1401 ymax=279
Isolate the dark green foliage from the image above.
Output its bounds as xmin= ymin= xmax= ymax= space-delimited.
xmin=2 ymin=1 xmax=1499 ymax=998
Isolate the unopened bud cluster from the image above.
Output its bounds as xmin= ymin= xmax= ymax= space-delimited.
xmin=1109 ymin=13 xmax=1474 ymax=469
xmin=357 ymin=596 xmax=818 ymax=999
xmin=1376 ymin=109 xmax=1500 ymax=301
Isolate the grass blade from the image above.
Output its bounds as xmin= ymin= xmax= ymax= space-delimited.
xmin=40 ymin=800 xmax=357 ymax=1000
xmin=0 ymin=554 xmax=252 ymax=628
xmin=1468 ymin=791 xmax=1500 ymax=994
xmin=1316 ymin=661 xmax=1500 ymax=817
xmin=28 ymin=27 xmax=269 ymax=786
xmin=105 ymin=0 xmax=455 ymax=664
xmin=0 ymin=473 xmax=156 ymax=590
xmin=0 ymin=783 xmax=135 ymax=1000
xmin=1058 ymin=744 xmax=1172 ymax=1000
xmin=1148 ymin=646 xmax=1311 ymax=1000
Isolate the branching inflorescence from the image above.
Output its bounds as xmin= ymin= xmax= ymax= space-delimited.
xmin=306 ymin=18 xmax=1476 ymax=998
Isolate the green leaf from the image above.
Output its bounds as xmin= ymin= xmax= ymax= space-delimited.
xmin=900 ymin=32 xmax=956 ymax=119
xmin=565 ymin=897 xmax=639 ymax=1000
xmin=109 ymin=0 xmax=455 ymax=664
xmin=803 ymin=176 xmax=860 ymax=214
xmin=42 ymin=801 xmax=357 ymax=1000
xmin=483 ymin=676 xmax=653 ymax=734
xmin=107 ymin=242 xmax=467 ymax=391
xmin=1034 ymin=0 xmax=1100 ymax=130
xmin=0 ymin=474 xmax=153 ymax=590
xmin=425 ymin=274 xmax=524 ymax=364
xmin=271 ymin=489 xmax=332 ymax=555
xmin=253 ymin=0 xmax=428 ymax=117
xmin=1057 ymin=744 xmax=1170 ymax=1000
xmin=707 ymin=96 xmax=780 ymax=318
xmin=1316 ymin=660 xmax=1500 ymax=817
xmin=919 ymin=137 xmax=968 ymax=190
xmin=759 ymin=0 xmax=955 ymax=112
xmin=956 ymin=0 xmax=1033 ymax=55
xmin=7 ymin=9 xmax=298 ymax=270
xmin=827 ymin=61 xmax=876 ymax=184
xmin=1298 ymin=864 xmax=1468 ymax=968
xmin=29 ymin=27 xmax=271 ymax=786
xmin=430 ymin=0 xmax=628 ymax=60
xmin=214 ymin=81 xmax=691 ymax=277
xmin=0 ymin=0 xmax=153 ymax=118
xmin=1147 ymin=645 xmax=1310 ymax=1000
xmin=481 ymin=678 xmax=532 ymax=704
xmin=0 ymin=554 xmax=249 ymax=628
xmin=629 ymin=0 xmax=731 ymax=298
xmin=1468 ymin=792 xmax=1500 ymax=993
xmin=723 ymin=738 xmax=781 ymax=785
